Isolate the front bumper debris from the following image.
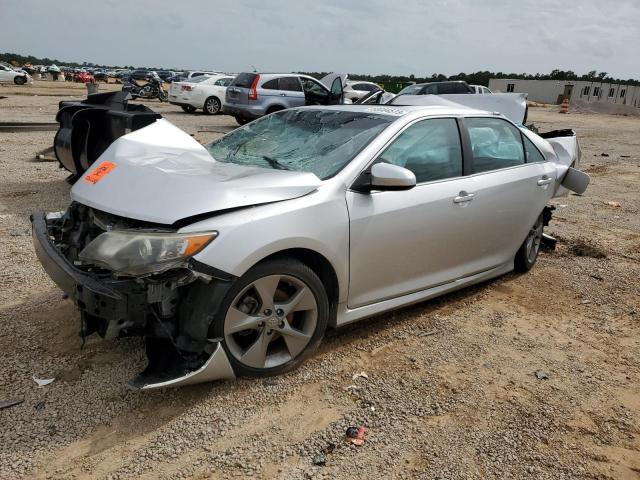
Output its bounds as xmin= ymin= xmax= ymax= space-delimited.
xmin=31 ymin=210 xmax=236 ymax=388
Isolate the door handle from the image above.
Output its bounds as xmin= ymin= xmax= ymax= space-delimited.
xmin=453 ymin=191 xmax=475 ymax=204
xmin=537 ymin=176 xmax=553 ymax=186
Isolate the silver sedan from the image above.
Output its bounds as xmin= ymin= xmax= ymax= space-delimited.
xmin=32 ymin=104 xmax=589 ymax=389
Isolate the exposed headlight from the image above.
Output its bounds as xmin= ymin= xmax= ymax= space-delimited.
xmin=79 ymin=231 xmax=217 ymax=276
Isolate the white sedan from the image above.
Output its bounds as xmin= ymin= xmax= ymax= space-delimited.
xmin=169 ymin=75 xmax=235 ymax=114
xmin=0 ymin=64 xmax=32 ymax=85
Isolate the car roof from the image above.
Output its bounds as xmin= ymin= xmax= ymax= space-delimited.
xmin=292 ymin=104 xmax=497 ymax=119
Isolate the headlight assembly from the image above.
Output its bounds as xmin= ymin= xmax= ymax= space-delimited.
xmin=79 ymin=230 xmax=217 ymax=276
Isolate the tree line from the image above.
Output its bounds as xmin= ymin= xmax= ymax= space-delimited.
xmin=2 ymin=52 xmax=638 ymax=86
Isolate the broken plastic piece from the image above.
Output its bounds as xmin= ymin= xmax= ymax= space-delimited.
xmin=0 ymin=399 xmax=24 ymax=410
xmin=346 ymin=425 xmax=366 ymax=446
xmin=33 ymin=376 xmax=55 ymax=386
xmin=352 ymin=371 xmax=369 ymax=381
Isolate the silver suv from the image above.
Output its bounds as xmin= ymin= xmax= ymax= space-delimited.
xmin=223 ymin=72 xmax=345 ymax=125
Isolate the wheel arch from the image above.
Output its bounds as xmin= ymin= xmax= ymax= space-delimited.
xmin=265 ymin=104 xmax=286 ymax=115
xmin=254 ymin=248 xmax=340 ymax=326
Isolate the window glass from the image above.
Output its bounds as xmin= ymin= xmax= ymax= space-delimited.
xmin=422 ymin=85 xmax=438 ymax=94
xmin=231 ymin=73 xmax=257 ymax=88
xmin=262 ymin=78 xmax=279 ymax=90
xmin=522 ymin=135 xmax=545 ymax=163
xmin=300 ymin=78 xmax=328 ymax=97
xmin=466 ymin=117 xmax=525 ymax=173
xmin=279 ymin=76 xmax=302 ymax=91
xmin=397 ymin=84 xmax=423 ymax=95
xmin=206 ymin=110 xmax=393 ymax=180
xmin=377 ymin=118 xmax=463 ymax=183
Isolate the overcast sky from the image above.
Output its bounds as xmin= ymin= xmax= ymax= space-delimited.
xmin=1 ymin=0 xmax=638 ymax=78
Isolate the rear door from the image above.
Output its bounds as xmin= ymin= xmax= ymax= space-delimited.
xmin=460 ymin=116 xmax=556 ymax=269
xmin=226 ymin=72 xmax=258 ymax=107
xmin=261 ymin=76 xmax=305 ymax=109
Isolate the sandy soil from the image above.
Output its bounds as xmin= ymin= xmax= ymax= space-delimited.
xmin=0 ymin=81 xmax=638 ymax=480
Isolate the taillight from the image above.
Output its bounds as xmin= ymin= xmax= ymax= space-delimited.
xmin=248 ymin=75 xmax=260 ymax=101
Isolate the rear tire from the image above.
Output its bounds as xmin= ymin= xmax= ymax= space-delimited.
xmin=235 ymin=116 xmax=250 ymax=126
xmin=211 ymin=258 xmax=329 ymax=377
xmin=514 ymin=213 xmax=544 ymax=272
xmin=181 ymin=105 xmax=197 ymax=113
xmin=14 ymin=76 xmax=26 ymax=85
xmin=203 ymin=96 xmax=221 ymax=115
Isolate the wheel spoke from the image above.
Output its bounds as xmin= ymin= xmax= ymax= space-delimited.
xmin=279 ymin=321 xmax=312 ymax=358
xmin=276 ymin=286 xmax=316 ymax=317
xmin=240 ymin=329 xmax=271 ymax=368
xmin=252 ymin=276 xmax=280 ymax=312
xmin=224 ymin=307 xmax=263 ymax=335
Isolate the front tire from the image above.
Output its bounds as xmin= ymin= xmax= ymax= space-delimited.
xmin=14 ymin=76 xmax=26 ymax=85
xmin=212 ymin=259 xmax=329 ymax=377
xmin=514 ymin=213 xmax=544 ymax=272
xmin=203 ymin=96 xmax=221 ymax=115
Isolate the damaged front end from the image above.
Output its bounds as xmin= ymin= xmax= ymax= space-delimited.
xmin=31 ymin=203 xmax=236 ymax=389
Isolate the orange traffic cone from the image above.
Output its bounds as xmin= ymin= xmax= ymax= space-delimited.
xmin=559 ymin=98 xmax=569 ymax=113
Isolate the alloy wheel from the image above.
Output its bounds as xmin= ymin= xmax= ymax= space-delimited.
xmin=223 ymin=274 xmax=318 ymax=369
xmin=525 ymin=216 xmax=544 ymax=263
xmin=205 ymin=98 xmax=220 ymax=114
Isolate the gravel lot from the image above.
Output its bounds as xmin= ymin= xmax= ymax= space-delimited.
xmin=0 ymin=81 xmax=638 ymax=480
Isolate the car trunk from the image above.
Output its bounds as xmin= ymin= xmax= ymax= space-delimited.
xmin=226 ymin=73 xmax=258 ymax=106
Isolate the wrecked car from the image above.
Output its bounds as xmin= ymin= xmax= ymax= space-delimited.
xmin=32 ymin=103 xmax=589 ymax=389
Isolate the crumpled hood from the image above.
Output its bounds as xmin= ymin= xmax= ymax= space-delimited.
xmin=71 ymin=119 xmax=322 ymax=224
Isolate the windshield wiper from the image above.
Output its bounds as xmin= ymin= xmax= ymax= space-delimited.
xmin=262 ymin=155 xmax=290 ymax=171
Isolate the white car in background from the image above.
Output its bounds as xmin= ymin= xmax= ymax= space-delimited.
xmin=343 ymin=80 xmax=381 ymax=101
xmin=0 ymin=63 xmax=32 ymax=85
xmin=471 ymin=85 xmax=493 ymax=94
xmin=169 ymin=74 xmax=235 ymax=114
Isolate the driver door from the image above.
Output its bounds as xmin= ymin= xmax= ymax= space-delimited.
xmin=347 ymin=117 xmax=477 ymax=308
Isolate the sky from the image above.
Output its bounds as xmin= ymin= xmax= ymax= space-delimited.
xmin=1 ymin=0 xmax=639 ymax=78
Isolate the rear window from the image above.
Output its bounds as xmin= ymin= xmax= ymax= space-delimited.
xmin=206 ymin=109 xmax=394 ymax=180
xmin=231 ymin=73 xmax=258 ymax=88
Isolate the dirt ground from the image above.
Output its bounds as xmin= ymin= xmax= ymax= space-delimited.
xmin=0 ymin=81 xmax=639 ymax=480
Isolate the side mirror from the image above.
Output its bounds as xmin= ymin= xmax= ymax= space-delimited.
xmin=353 ymin=163 xmax=416 ymax=192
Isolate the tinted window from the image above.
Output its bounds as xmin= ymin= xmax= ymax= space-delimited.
xmin=378 ymin=119 xmax=463 ymax=183
xmin=279 ymin=76 xmax=302 ymax=91
xmin=353 ymin=83 xmax=376 ymax=92
xmin=206 ymin=110 xmax=393 ymax=180
xmin=422 ymin=85 xmax=438 ymax=94
xmin=262 ymin=79 xmax=279 ymax=90
xmin=466 ymin=117 xmax=525 ymax=173
xmin=523 ymin=135 xmax=545 ymax=163
xmin=231 ymin=73 xmax=258 ymax=88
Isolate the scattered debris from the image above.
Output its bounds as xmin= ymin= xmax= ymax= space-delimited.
xmin=34 ymin=401 xmax=46 ymax=411
xmin=345 ymin=426 xmax=366 ymax=446
xmin=419 ymin=329 xmax=439 ymax=337
xmin=352 ymin=371 xmax=369 ymax=381
xmin=600 ymin=153 xmax=609 ymax=157
xmin=589 ymin=273 xmax=604 ymax=281
xmin=34 ymin=146 xmax=57 ymax=162
xmin=344 ymin=384 xmax=361 ymax=392
xmin=0 ymin=399 xmax=23 ymax=410
xmin=33 ymin=376 xmax=55 ymax=387
xmin=534 ymin=370 xmax=550 ymax=380
xmin=580 ymin=299 xmax=591 ymax=304
xmin=605 ymin=201 xmax=621 ymax=207
xmin=312 ymin=453 xmax=326 ymax=466
xmin=620 ymin=155 xmax=631 ymax=158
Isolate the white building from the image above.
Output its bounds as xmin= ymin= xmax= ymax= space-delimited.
xmin=488 ymin=79 xmax=640 ymax=107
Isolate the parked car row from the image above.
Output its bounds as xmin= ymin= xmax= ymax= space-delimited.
xmin=0 ymin=63 xmax=33 ymax=84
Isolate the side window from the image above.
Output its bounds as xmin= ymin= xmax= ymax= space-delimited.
xmin=522 ymin=135 xmax=545 ymax=163
xmin=422 ymin=85 xmax=438 ymax=94
xmin=279 ymin=76 xmax=302 ymax=92
xmin=377 ymin=118 xmax=463 ymax=183
xmin=262 ymin=78 xmax=279 ymax=90
xmin=466 ymin=117 xmax=525 ymax=173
